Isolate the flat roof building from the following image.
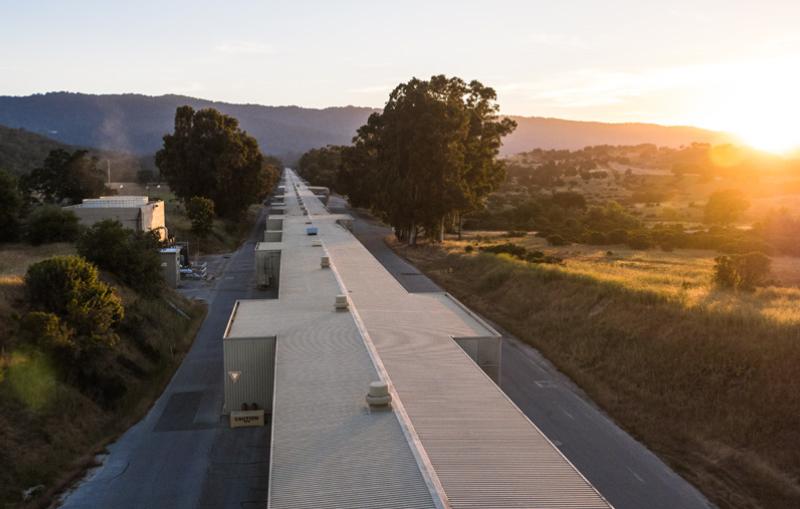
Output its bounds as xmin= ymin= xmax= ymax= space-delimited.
xmin=222 ymin=170 xmax=613 ymax=509
xmin=64 ymin=195 xmax=167 ymax=241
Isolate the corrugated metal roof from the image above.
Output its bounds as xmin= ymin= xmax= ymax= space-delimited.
xmin=287 ymin=169 xmax=612 ymax=509
xmin=225 ymin=183 xmax=437 ymax=509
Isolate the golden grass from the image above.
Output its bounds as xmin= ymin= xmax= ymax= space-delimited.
xmin=394 ymin=237 xmax=800 ymax=509
xmin=455 ymin=234 xmax=800 ymax=326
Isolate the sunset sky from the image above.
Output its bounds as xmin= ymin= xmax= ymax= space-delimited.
xmin=2 ymin=0 xmax=799 ymax=152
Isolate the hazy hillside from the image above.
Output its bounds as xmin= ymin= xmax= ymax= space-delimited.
xmin=0 ymin=124 xmax=154 ymax=180
xmin=0 ymin=93 xmax=728 ymax=161
xmin=0 ymin=93 xmax=376 ymax=162
xmin=503 ymin=116 xmax=729 ymax=155
xmin=0 ymin=124 xmax=70 ymax=175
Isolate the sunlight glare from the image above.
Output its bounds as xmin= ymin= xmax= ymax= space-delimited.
xmin=702 ymin=59 xmax=800 ymax=154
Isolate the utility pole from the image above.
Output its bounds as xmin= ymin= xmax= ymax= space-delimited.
xmin=106 ymin=159 xmax=111 ymax=185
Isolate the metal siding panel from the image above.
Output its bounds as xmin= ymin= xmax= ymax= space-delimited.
xmin=223 ymin=337 xmax=275 ymax=413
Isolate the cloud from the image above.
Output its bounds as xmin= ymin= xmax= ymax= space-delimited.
xmin=347 ymin=84 xmax=394 ymax=95
xmin=215 ymin=41 xmax=275 ymax=55
xmin=526 ymin=32 xmax=591 ymax=50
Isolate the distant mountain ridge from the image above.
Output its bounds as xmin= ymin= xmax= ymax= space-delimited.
xmin=502 ymin=116 xmax=729 ymax=155
xmin=0 ymin=92 xmax=728 ymax=161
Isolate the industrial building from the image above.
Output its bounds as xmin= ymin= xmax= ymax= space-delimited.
xmin=222 ymin=169 xmax=612 ymax=508
xmin=63 ymin=195 xmax=167 ymax=241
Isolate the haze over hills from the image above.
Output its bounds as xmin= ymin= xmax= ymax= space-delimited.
xmin=0 ymin=124 xmax=153 ymax=180
xmin=501 ymin=117 xmax=729 ymax=155
xmin=0 ymin=92 xmax=729 ymax=163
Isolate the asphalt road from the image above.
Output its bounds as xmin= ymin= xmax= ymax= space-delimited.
xmin=60 ymin=207 xmax=275 ymax=509
xmin=332 ymin=195 xmax=713 ymax=509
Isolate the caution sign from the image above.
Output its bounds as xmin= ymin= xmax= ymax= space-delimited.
xmin=230 ymin=409 xmax=265 ymax=428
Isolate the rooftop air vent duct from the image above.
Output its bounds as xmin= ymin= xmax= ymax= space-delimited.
xmin=334 ymin=294 xmax=348 ymax=310
xmin=366 ymin=381 xmax=392 ymax=407
xmin=321 ymin=256 xmax=330 ymax=268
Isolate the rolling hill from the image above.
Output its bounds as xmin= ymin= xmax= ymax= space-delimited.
xmin=0 ymin=92 xmax=728 ymax=162
xmin=0 ymin=124 xmax=153 ymax=180
xmin=0 ymin=124 xmax=70 ymax=175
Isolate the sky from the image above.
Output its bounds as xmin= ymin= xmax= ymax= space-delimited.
xmin=1 ymin=0 xmax=800 ymax=151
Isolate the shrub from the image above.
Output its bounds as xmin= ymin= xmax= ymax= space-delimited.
xmin=77 ymin=220 xmax=164 ymax=297
xmin=479 ymin=243 xmax=561 ymax=264
xmin=26 ymin=206 xmax=80 ymax=245
xmin=25 ymin=255 xmax=123 ymax=346
xmin=547 ymin=234 xmax=568 ymax=246
xmin=713 ymin=252 xmax=771 ymax=291
xmin=627 ymin=231 xmax=652 ymax=249
xmin=734 ymin=252 xmax=771 ymax=290
xmin=480 ymin=242 xmax=528 ymax=258
xmin=18 ymin=311 xmax=74 ymax=351
xmin=705 ymin=189 xmax=750 ymax=225
xmin=586 ymin=231 xmax=608 ymax=245
xmin=464 ymin=245 xmax=474 ymax=253
xmin=608 ymin=229 xmax=628 ymax=244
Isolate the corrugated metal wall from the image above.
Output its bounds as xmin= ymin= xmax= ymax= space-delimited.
xmin=255 ymin=250 xmax=281 ymax=287
xmin=223 ymin=337 xmax=276 ymax=414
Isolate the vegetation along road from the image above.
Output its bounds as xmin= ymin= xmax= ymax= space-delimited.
xmin=59 ymin=206 xmax=275 ymax=509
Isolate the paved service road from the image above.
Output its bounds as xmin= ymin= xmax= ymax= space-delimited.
xmin=331 ymin=195 xmax=713 ymax=509
xmin=60 ymin=207 xmax=275 ymax=509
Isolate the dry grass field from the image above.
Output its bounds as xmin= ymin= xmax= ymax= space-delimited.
xmin=393 ymin=234 xmax=800 ymax=509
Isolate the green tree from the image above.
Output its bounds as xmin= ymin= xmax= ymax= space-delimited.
xmin=26 ymin=256 xmax=123 ymax=346
xmin=155 ymin=106 xmax=274 ymax=219
xmin=0 ymin=169 xmax=23 ymax=241
xmin=26 ymin=205 xmax=80 ymax=245
xmin=136 ymin=169 xmax=156 ymax=184
xmin=260 ymin=155 xmax=282 ymax=197
xmin=76 ymin=219 xmax=164 ymax=297
xmin=26 ymin=149 xmax=106 ymax=204
xmin=297 ymin=145 xmax=343 ymax=189
xmin=339 ymin=75 xmax=516 ymax=244
xmin=704 ymin=189 xmax=750 ymax=225
xmin=186 ymin=196 xmax=215 ymax=240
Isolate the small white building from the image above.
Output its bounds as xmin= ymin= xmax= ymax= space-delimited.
xmin=64 ymin=195 xmax=167 ymax=241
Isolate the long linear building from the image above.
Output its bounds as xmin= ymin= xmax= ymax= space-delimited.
xmin=222 ymin=169 xmax=613 ymax=508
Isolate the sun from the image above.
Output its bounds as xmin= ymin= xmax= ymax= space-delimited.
xmin=694 ymin=58 xmax=800 ymax=155
xmin=733 ymin=118 xmax=799 ymax=154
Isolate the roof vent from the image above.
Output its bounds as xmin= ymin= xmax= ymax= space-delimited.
xmin=366 ymin=381 xmax=392 ymax=407
xmin=334 ymin=294 xmax=348 ymax=310
xmin=321 ymin=255 xmax=330 ymax=268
